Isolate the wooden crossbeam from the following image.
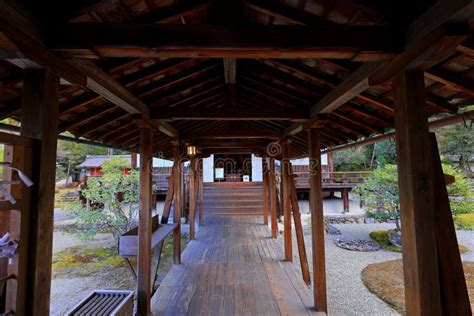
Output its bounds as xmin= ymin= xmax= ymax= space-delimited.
xmin=0 ymin=1 xmax=179 ymax=140
xmin=310 ymin=62 xmax=384 ymax=117
xmin=49 ymin=23 xmax=400 ymax=60
xmin=425 ymin=68 xmax=474 ymax=96
xmin=0 ymin=0 xmax=86 ymax=85
xmin=183 ymin=128 xmax=282 ymax=140
xmin=192 ymin=140 xmax=268 ymax=149
xmin=151 ymin=105 xmax=308 ymax=121
xmin=70 ymin=60 xmax=150 ymax=116
xmin=369 ymin=0 xmax=473 ymax=86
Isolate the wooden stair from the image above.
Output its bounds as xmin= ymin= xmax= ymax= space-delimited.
xmin=203 ymin=182 xmax=263 ymax=216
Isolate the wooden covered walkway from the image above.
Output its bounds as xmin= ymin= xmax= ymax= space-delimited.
xmin=151 ymin=216 xmax=321 ymax=315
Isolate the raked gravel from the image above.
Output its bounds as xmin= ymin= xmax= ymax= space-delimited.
xmin=292 ymin=216 xmax=474 ymax=316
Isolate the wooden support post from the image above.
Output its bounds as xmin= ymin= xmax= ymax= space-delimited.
xmin=137 ymin=127 xmax=153 ymax=316
xmin=262 ymin=158 xmax=269 ymax=225
xmin=281 ymin=142 xmax=292 ymax=261
xmin=189 ymin=157 xmax=196 ymax=240
xmin=308 ymin=127 xmax=327 ymax=312
xmin=393 ymin=70 xmax=441 ymax=315
xmin=172 ymin=144 xmax=182 ymax=264
xmin=290 ymin=172 xmax=311 ymax=286
xmin=342 ymin=189 xmax=350 ymax=213
xmin=131 ymin=152 xmax=138 ymax=169
xmin=17 ymin=68 xmax=59 ymax=315
xmin=269 ymin=158 xmax=277 ymax=238
xmin=198 ymin=158 xmax=204 ymax=226
xmin=430 ymin=133 xmax=471 ymax=315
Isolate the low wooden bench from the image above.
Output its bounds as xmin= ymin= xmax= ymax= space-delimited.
xmin=118 ymin=215 xmax=178 ymax=257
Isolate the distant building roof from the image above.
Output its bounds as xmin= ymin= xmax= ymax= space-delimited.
xmin=78 ymin=155 xmax=174 ymax=168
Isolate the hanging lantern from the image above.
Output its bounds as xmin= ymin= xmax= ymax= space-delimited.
xmin=187 ymin=145 xmax=197 ymax=157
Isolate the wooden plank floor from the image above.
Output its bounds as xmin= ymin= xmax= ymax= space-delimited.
xmin=151 ymin=216 xmax=323 ymax=315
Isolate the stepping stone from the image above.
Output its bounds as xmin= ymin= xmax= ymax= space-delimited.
xmin=325 ymin=223 xmax=342 ymax=235
xmin=334 ymin=238 xmax=381 ymax=252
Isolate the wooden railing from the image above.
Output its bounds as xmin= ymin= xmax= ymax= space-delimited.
xmin=292 ymin=168 xmax=372 ymax=190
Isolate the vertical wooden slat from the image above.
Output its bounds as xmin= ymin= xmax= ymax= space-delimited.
xmin=19 ymin=68 xmax=59 ymax=315
xmin=269 ymin=158 xmax=277 ymax=238
xmin=430 ymin=133 xmax=471 ymax=315
xmin=393 ymin=69 xmax=441 ymax=315
xmin=262 ymin=158 xmax=269 ymax=225
xmin=281 ymin=142 xmax=292 ymax=261
xmin=172 ymin=145 xmax=182 ymax=264
xmin=308 ymin=127 xmax=327 ymax=312
xmin=137 ymin=127 xmax=153 ymax=316
xmin=198 ymin=158 xmax=204 ymax=226
xmin=189 ymin=157 xmax=196 ymax=240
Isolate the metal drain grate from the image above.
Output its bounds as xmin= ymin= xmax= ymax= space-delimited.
xmin=67 ymin=290 xmax=133 ymax=316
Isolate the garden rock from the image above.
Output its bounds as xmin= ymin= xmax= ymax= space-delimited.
xmin=388 ymin=230 xmax=402 ymax=248
xmin=334 ymin=238 xmax=381 ymax=252
xmin=325 ymin=224 xmax=342 ymax=235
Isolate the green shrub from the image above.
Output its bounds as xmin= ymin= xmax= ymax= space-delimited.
xmin=454 ymin=213 xmax=474 ymax=230
xmin=369 ymin=230 xmax=402 ymax=253
xmin=442 ymin=164 xmax=474 ymax=215
xmin=71 ymin=158 xmax=139 ymax=238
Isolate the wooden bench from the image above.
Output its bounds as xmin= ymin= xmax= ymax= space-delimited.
xmin=118 ymin=215 xmax=178 ymax=257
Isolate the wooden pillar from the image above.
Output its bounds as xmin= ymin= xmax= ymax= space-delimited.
xmin=342 ymin=189 xmax=349 ymax=213
xmin=308 ymin=127 xmax=327 ymax=312
xmin=19 ymin=68 xmax=59 ymax=315
xmin=131 ymin=152 xmax=138 ymax=169
xmin=393 ymin=70 xmax=441 ymax=315
xmin=328 ymin=152 xmax=335 ymax=198
xmin=262 ymin=158 xmax=269 ymax=225
xmin=198 ymin=158 xmax=204 ymax=226
xmin=137 ymin=127 xmax=153 ymax=316
xmin=269 ymin=158 xmax=277 ymax=238
xmin=281 ymin=141 xmax=292 ymax=261
xmin=189 ymin=156 xmax=196 ymax=240
xmin=172 ymin=143 xmax=182 ymax=264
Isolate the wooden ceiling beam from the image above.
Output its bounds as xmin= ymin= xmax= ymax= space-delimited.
xmin=0 ymin=1 xmax=86 ymax=85
xmin=284 ymin=62 xmax=384 ymax=136
xmin=264 ymin=59 xmax=394 ymax=113
xmin=369 ymin=0 xmax=473 ymax=85
xmin=310 ymin=62 xmax=384 ymax=117
xmin=70 ymin=60 xmax=150 ymax=116
xmin=99 ymin=121 xmax=136 ymax=142
xmin=192 ymin=140 xmax=269 ymax=149
xmin=424 ymin=68 xmax=474 ymax=96
xmin=50 ymin=23 xmax=400 ymax=60
xmin=74 ymin=111 xmax=130 ymax=138
xmin=223 ymin=58 xmax=237 ymax=84
xmin=183 ymin=129 xmax=282 ymax=140
xmin=201 ymin=148 xmax=265 ymax=155
xmin=153 ymin=82 xmax=224 ymax=110
xmin=151 ymin=104 xmax=308 ymax=121
xmin=59 ymin=103 xmax=115 ymax=131
xmin=243 ymin=0 xmax=327 ymax=26
xmin=330 ymin=112 xmax=383 ymax=134
xmin=136 ymin=61 xmax=220 ymax=99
